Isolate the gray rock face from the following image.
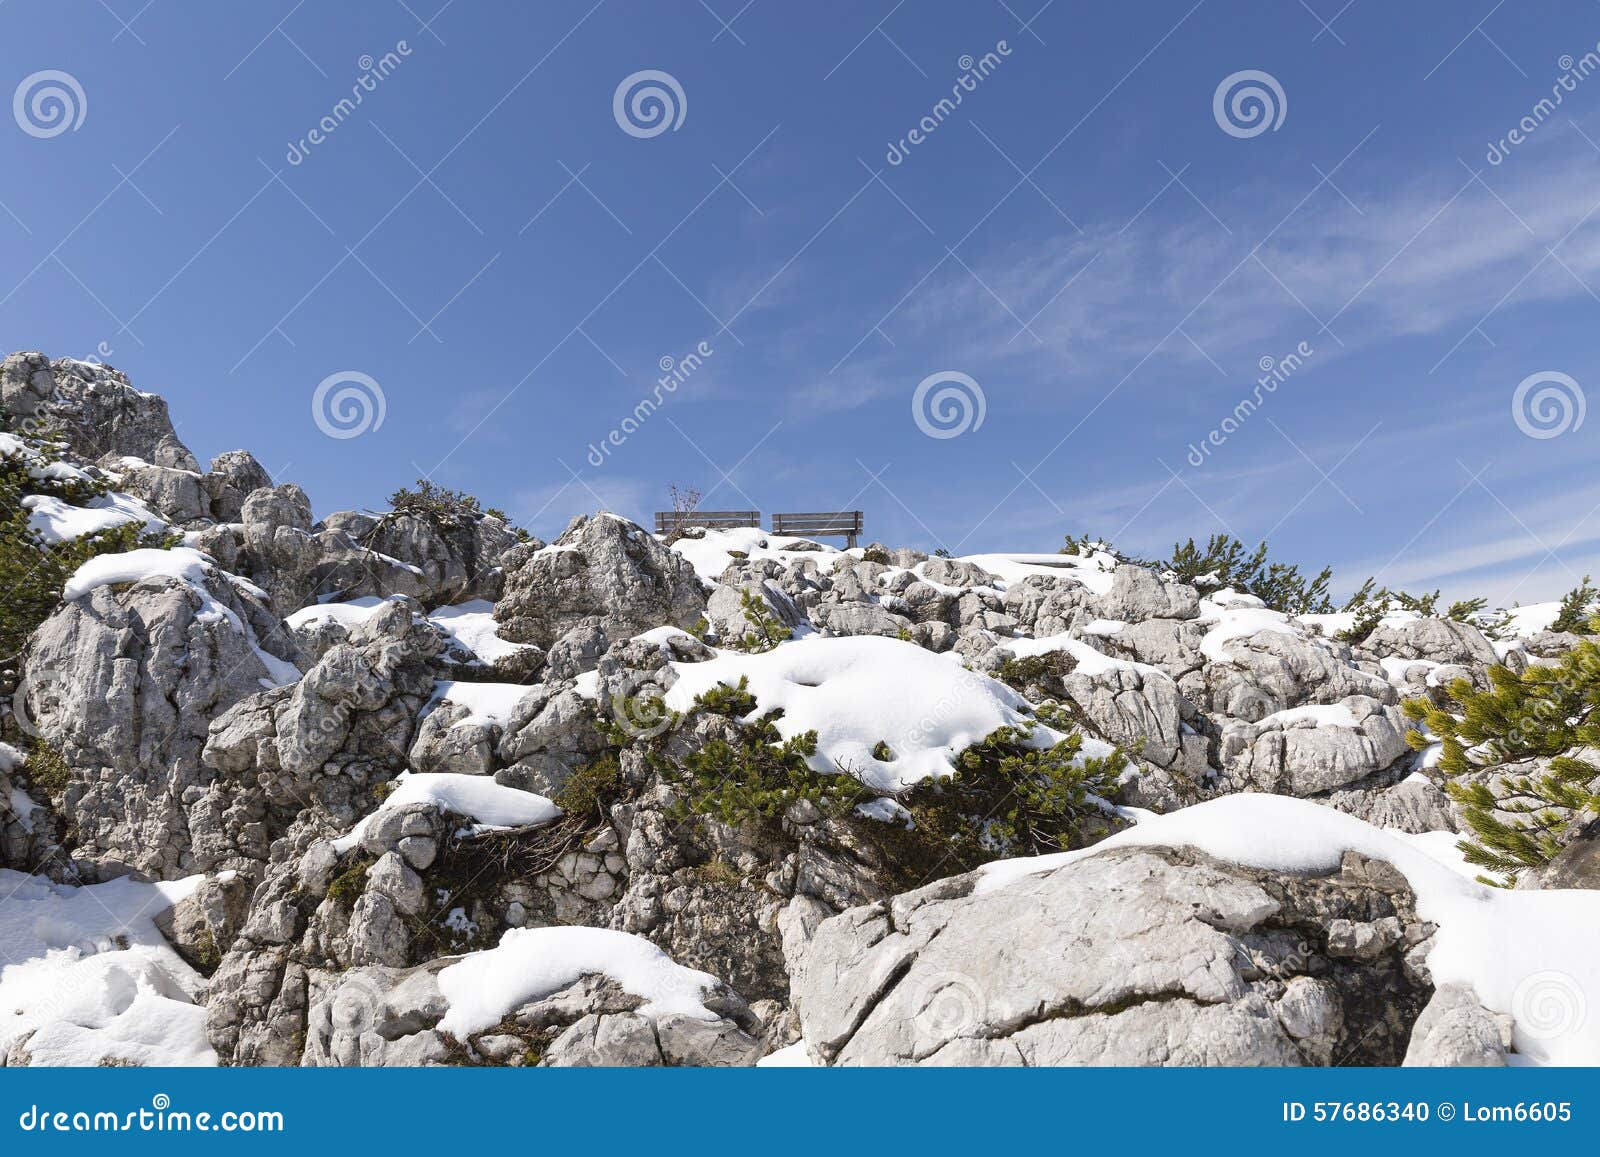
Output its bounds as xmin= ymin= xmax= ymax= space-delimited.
xmin=1526 ymin=817 xmax=1600 ymax=889
xmin=301 ymin=966 xmax=763 ymax=1067
xmin=205 ymin=450 xmax=273 ymax=522
xmin=17 ymin=565 xmax=300 ymax=879
xmin=495 ymin=515 xmax=706 ymax=649
xmin=793 ymin=845 xmax=1433 ymax=1066
xmin=1219 ymin=697 xmax=1411 ymax=796
xmin=1 ymin=355 xmax=198 ymax=469
xmin=359 ymin=511 xmax=518 ymax=606
xmin=1362 ymin=618 xmax=1502 ymax=672
xmin=1403 ymin=983 xmax=1510 ymax=1066
xmin=203 ymin=598 xmax=442 ymax=840
xmin=1204 ymin=631 xmax=1395 ymax=721
xmin=111 ymin=458 xmax=208 ymax=525
xmin=155 ymin=871 xmax=253 ymax=974
xmin=1093 ymin=564 xmax=1200 ymax=623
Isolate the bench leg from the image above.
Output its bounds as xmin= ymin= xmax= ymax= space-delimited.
xmin=847 ymin=534 xmax=858 ymax=549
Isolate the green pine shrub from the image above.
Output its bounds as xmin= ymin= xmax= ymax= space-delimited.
xmin=1402 ymin=637 xmax=1600 ymax=885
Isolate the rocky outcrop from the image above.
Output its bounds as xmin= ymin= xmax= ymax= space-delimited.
xmin=16 ymin=561 xmax=300 ymax=879
xmin=1219 ymin=697 xmax=1411 ymax=796
xmin=202 ymin=598 xmax=442 ymax=841
xmin=1403 ymin=983 xmax=1510 ymax=1066
xmin=495 ymin=515 xmax=706 ymax=651
xmin=793 ymin=845 xmax=1434 ymax=1066
xmin=301 ymin=963 xmax=763 ymax=1067
xmin=2 ymin=353 xmax=195 ymax=469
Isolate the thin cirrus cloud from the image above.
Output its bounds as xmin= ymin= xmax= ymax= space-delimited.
xmin=801 ymin=126 xmax=1600 ymax=404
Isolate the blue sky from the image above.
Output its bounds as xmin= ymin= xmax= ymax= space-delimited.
xmin=4 ymin=0 xmax=1600 ymax=606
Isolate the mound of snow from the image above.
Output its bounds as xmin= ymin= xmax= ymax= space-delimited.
xmin=427 ymin=599 xmax=540 ymax=666
xmin=437 ymin=926 xmax=725 ymax=1038
xmin=956 ymin=551 xmax=1119 ymax=595
xmin=0 ymin=870 xmax=215 ymax=1067
xmin=64 ymin=546 xmax=214 ymax=603
xmin=979 ymin=793 xmax=1600 ymax=1066
xmin=428 ymin=680 xmax=535 ymax=728
xmin=667 ymin=527 xmax=846 ymax=582
xmin=23 ymin=491 xmax=164 ymax=544
xmin=334 ymin=772 xmax=560 ymax=852
xmin=664 ymin=635 xmax=1048 ymax=793
xmin=1504 ymin=602 xmax=1563 ymax=637
xmin=285 ymin=595 xmax=399 ymax=631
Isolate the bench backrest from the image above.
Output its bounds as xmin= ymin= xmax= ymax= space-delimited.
xmin=653 ymin=510 xmax=760 ymax=533
xmin=771 ymin=511 xmax=865 ymax=539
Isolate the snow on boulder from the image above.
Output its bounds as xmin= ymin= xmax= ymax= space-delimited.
xmin=664 ymin=634 xmax=1044 ymax=793
xmin=334 ymin=772 xmax=561 ymax=852
xmin=0 ymin=869 xmax=215 ymax=1066
xmin=667 ymin=526 xmax=845 ymax=582
xmin=436 ymin=925 xmax=727 ymax=1038
xmin=979 ymin=793 xmax=1600 ymax=1066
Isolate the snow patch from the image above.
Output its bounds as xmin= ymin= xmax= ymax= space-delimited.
xmin=436 ymin=926 xmax=725 ymax=1038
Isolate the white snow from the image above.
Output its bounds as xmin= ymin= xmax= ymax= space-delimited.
xmin=978 ymin=793 xmax=1600 ymax=1066
xmin=0 ymin=870 xmax=215 ymax=1067
xmin=1253 ymin=703 xmax=1363 ymax=729
xmin=757 ymin=1042 xmax=814 ymax=1067
xmin=1196 ymin=590 xmax=1304 ymax=661
xmin=428 ymin=680 xmax=534 ymax=728
xmin=436 ymin=925 xmax=725 ymax=1038
xmin=664 ymin=635 xmax=1043 ymax=793
xmin=956 ymin=551 xmax=1118 ymax=595
xmin=284 ymin=595 xmax=396 ymax=631
xmin=427 ymin=599 xmax=540 ymax=666
xmin=333 ymin=772 xmax=560 ymax=852
xmin=22 ymin=491 xmax=164 ymax=544
xmin=667 ymin=527 xmax=845 ymax=582
xmin=995 ymin=632 xmax=1164 ymax=679
xmin=1505 ymin=602 xmax=1563 ymax=637
xmin=63 ymin=546 xmax=216 ymax=603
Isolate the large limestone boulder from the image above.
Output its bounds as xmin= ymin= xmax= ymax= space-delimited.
xmin=16 ymin=556 xmax=301 ymax=878
xmin=495 ymin=514 xmax=706 ymax=649
xmin=301 ymin=963 xmax=763 ymax=1067
xmin=793 ymin=845 xmax=1432 ymax=1065
xmin=1218 ymin=697 xmax=1412 ymax=796
xmin=1 ymin=354 xmax=198 ymax=469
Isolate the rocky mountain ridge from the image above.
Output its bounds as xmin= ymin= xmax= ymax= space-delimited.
xmin=0 ymin=349 xmax=1595 ymax=1068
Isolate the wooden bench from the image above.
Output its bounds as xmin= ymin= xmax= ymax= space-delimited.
xmin=653 ymin=510 xmax=760 ymax=535
xmin=771 ymin=511 xmax=865 ymax=549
